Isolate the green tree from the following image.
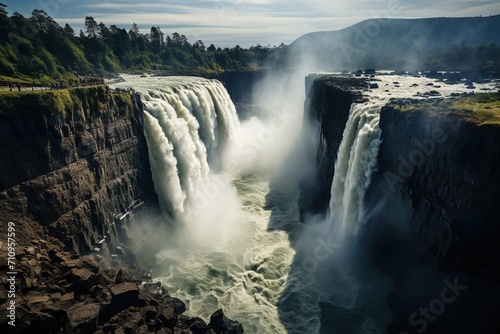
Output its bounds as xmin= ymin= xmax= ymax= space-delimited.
xmin=30 ymin=9 xmax=59 ymax=32
xmin=0 ymin=2 xmax=7 ymax=16
xmin=63 ymin=23 xmax=74 ymax=36
xmin=193 ymin=40 xmax=205 ymax=51
xmin=129 ymin=23 xmax=139 ymax=39
xmin=85 ymin=16 xmax=98 ymax=38
xmin=98 ymin=22 xmax=110 ymax=40
xmin=150 ymin=26 xmax=163 ymax=53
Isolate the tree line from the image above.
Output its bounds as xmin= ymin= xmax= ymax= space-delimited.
xmin=0 ymin=4 xmax=287 ymax=85
xmin=1 ymin=3 xmax=498 ymax=86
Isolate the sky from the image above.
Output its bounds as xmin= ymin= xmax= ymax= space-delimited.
xmin=2 ymin=0 xmax=500 ymax=48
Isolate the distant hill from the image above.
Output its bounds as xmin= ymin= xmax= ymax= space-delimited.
xmin=286 ymin=15 xmax=500 ymax=73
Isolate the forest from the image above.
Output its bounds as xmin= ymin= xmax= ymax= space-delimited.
xmin=0 ymin=4 xmax=286 ymax=85
xmin=1 ymin=3 xmax=499 ymax=86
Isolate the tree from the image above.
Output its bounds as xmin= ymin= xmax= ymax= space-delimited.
xmin=171 ymin=32 xmax=189 ymax=47
xmin=207 ymin=44 xmax=216 ymax=52
xmin=172 ymin=32 xmax=181 ymax=44
xmin=193 ymin=40 xmax=205 ymax=51
xmin=0 ymin=3 xmax=10 ymax=40
xmin=149 ymin=26 xmax=164 ymax=52
xmin=98 ymin=22 xmax=110 ymax=40
xmin=0 ymin=2 xmax=7 ymax=16
xmin=109 ymin=24 xmax=119 ymax=35
xmin=130 ymin=23 xmax=139 ymax=37
xmin=85 ymin=16 xmax=98 ymax=38
xmin=180 ymin=34 xmax=190 ymax=47
xmin=31 ymin=9 xmax=59 ymax=32
xmin=64 ymin=23 xmax=74 ymax=37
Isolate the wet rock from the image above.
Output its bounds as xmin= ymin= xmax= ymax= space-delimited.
xmin=163 ymin=296 xmax=186 ymax=314
xmin=144 ymin=306 xmax=158 ymax=320
xmin=189 ymin=317 xmax=210 ymax=334
xmin=109 ymin=281 xmax=141 ymax=311
xmin=142 ymin=281 xmax=164 ymax=295
xmin=116 ymin=268 xmax=136 ymax=284
xmin=209 ymin=309 xmax=244 ymax=334
xmin=158 ymin=305 xmax=177 ymax=328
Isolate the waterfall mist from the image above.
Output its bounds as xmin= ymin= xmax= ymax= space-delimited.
xmin=112 ymin=75 xmax=302 ymax=333
xmin=108 ymin=70 xmax=487 ymax=333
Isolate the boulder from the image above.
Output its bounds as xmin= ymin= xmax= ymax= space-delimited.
xmin=115 ymin=269 xmax=136 ymax=284
xmin=106 ymin=281 xmax=143 ymax=315
xmin=163 ymin=296 xmax=186 ymax=314
xmin=67 ymin=302 xmax=101 ymax=332
xmin=188 ymin=317 xmax=210 ymax=334
xmin=157 ymin=305 xmax=177 ymax=328
xmin=209 ymin=309 xmax=244 ymax=334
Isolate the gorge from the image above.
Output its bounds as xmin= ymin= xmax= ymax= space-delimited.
xmin=1 ymin=71 xmax=499 ymax=334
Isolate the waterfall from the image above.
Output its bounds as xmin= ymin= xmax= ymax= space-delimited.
xmin=328 ymin=100 xmax=383 ymax=238
xmin=116 ymin=76 xmax=240 ymax=222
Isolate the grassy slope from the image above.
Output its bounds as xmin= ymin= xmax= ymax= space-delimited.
xmin=391 ymin=92 xmax=500 ymax=126
xmin=0 ymin=85 xmax=133 ymax=118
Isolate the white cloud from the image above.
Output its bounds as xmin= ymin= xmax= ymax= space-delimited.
xmin=4 ymin=0 xmax=499 ymax=47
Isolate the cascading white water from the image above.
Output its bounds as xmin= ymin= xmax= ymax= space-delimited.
xmin=111 ymin=75 xmax=298 ymax=333
xmin=109 ymin=73 xmax=494 ymax=334
xmin=328 ymin=100 xmax=383 ymax=239
xmin=114 ymin=75 xmax=240 ymax=222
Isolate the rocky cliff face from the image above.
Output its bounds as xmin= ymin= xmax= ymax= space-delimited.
xmin=0 ymin=85 xmax=245 ymax=334
xmin=365 ymin=104 xmax=500 ymax=333
xmin=299 ymin=75 xmax=367 ymax=219
xmin=302 ymin=76 xmax=500 ymax=333
xmin=215 ymin=70 xmax=264 ymax=104
xmin=370 ymin=105 xmax=500 ymax=276
xmin=0 ymin=86 xmax=157 ymax=253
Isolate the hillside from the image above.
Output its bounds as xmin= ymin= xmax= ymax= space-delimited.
xmin=0 ymin=4 xmax=275 ymax=85
xmin=287 ymin=15 xmax=500 ymax=73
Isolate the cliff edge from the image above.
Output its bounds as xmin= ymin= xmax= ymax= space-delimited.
xmin=0 ymin=86 xmax=156 ymax=253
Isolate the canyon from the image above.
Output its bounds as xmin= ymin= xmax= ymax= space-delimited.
xmin=300 ymin=74 xmax=500 ymax=333
xmin=1 ymin=72 xmax=499 ymax=333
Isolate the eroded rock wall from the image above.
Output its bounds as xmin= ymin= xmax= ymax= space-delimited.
xmin=0 ymin=86 xmax=157 ymax=253
xmin=302 ymin=75 xmax=500 ymax=332
xmin=299 ymin=75 xmax=368 ymax=219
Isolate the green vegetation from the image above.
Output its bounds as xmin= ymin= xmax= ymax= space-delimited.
xmin=0 ymin=85 xmax=128 ymax=118
xmin=0 ymin=89 xmax=75 ymax=117
xmin=446 ymin=92 xmax=500 ymax=125
xmin=0 ymin=4 xmax=285 ymax=84
xmin=391 ymin=93 xmax=500 ymax=125
xmin=422 ymin=43 xmax=500 ymax=76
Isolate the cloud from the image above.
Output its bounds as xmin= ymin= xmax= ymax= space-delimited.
xmin=3 ymin=0 xmax=499 ymax=47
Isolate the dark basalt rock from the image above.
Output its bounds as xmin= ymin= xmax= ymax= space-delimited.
xmin=0 ymin=86 xmax=244 ymax=334
xmin=209 ymin=309 xmax=244 ymax=334
xmin=67 ymin=302 xmax=100 ymax=332
xmin=0 ymin=239 xmax=244 ymax=334
xmin=302 ymin=76 xmax=500 ymax=333
xmin=299 ymin=75 xmax=368 ymax=221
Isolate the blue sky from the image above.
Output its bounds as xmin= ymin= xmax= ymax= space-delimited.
xmin=2 ymin=0 xmax=500 ymax=47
